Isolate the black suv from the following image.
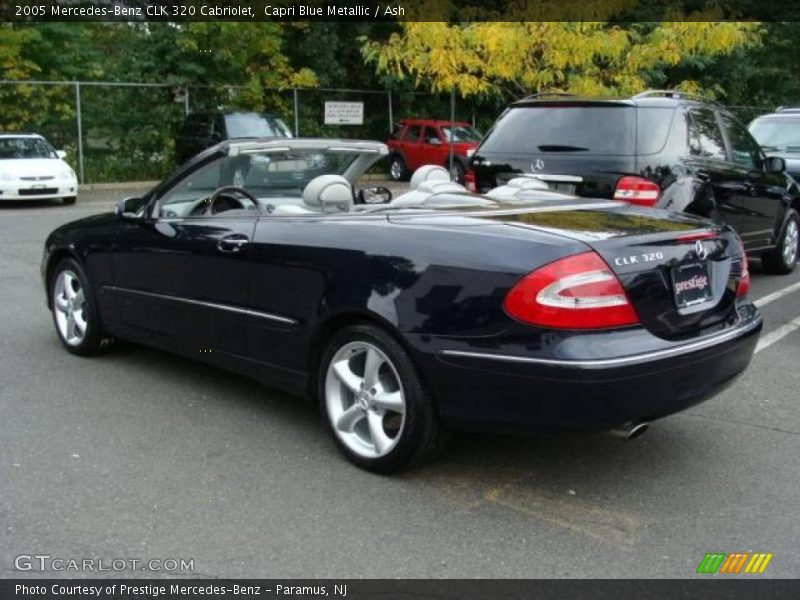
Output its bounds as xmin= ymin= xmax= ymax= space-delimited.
xmin=175 ymin=111 xmax=292 ymax=165
xmin=469 ymin=91 xmax=800 ymax=274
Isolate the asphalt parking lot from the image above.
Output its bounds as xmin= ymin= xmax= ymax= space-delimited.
xmin=1 ymin=187 xmax=799 ymax=579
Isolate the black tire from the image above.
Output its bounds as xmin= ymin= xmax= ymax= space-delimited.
xmin=49 ymin=257 xmax=112 ymax=356
xmin=446 ymin=159 xmax=465 ymax=184
xmin=62 ymin=197 xmax=76 ymax=206
xmin=762 ymin=209 xmax=799 ymax=275
xmin=388 ymin=154 xmax=408 ymax=182
xmin=318 ymin=323 xmax=447 ymax=473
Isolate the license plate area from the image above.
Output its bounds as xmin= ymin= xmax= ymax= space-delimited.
xmin=671 ymin=262 xmax=712 ymax=308
xmin=548 ymin=182 xmax=577 ymax=194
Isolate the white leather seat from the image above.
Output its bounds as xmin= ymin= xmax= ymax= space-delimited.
xmin=486 ymin=176 xmax=550 ymax=200
xmin=409 ymin=165 xmax=451 ymax=190
xmin=302 ymin=174 xmax=353 ymax=213
xmin=389 ymin=165 xmax=465 ymax=208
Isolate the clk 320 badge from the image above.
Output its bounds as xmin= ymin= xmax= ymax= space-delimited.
xmin=614 ymin=251 xmax=665 ymax=266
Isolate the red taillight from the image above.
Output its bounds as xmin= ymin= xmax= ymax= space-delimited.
xmin=614 ymin=176 xmax=660 ymax=207
xmin=464 ymin=169 xmax=476 ymax=192
xmin=504 ymin=251 xmax=640 ymax=329
xmin=736 ymin=237 xmax=750 ymax=298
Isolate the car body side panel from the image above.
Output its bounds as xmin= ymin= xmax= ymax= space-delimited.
xmin=246 ymin=214 xmax=587 ymax=376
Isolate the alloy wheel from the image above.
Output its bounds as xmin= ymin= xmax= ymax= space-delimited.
xmin=783 ymin=218 xmax=799 ymax=267
xmin=390 ymin=159 xmax=403 ymax=181
xmin=449 ymin=162 xmax=464 ymax=183
xmin=53 ymin=270 xmax=88 ymax=346
xmin=325 ymin=341 xmax=406 ymax=458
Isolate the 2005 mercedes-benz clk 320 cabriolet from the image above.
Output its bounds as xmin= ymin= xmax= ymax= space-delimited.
xmin=42 ymin=139 xmax=762 ymax=472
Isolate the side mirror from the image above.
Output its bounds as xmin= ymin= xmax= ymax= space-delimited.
xmin=56 ymin=150 xmax=67 ymax=159
xmin=427 ymin=138 xmax=442 ymax=146
xmin=766 ymin=156 xmax=786 ymax=173
xmin=115 ymin=196 xmax=146 ymax=220
xmin=357 ymin=186 xmax=393 ymax=205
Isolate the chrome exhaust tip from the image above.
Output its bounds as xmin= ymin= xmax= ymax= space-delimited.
xmin=609 ymin=421 xmax=649 ymax=440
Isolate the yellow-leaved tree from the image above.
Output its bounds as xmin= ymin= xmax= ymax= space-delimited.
xmin=361 ymin=18 xmax=761 ymax=99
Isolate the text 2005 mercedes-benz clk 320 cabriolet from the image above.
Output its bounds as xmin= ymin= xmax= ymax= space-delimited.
xmin=42 ymin=139 xmax=762 ymax=472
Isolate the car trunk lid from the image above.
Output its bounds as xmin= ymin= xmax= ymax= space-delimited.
xmin=388 ymin=202 xmax=743 ymax=339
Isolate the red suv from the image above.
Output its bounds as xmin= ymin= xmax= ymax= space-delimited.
xmin=386 ymin=119 xmax=482 ymax=183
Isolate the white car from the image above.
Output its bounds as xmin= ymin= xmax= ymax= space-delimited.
xmin=0 ymin=133 xmax=78 ymax=204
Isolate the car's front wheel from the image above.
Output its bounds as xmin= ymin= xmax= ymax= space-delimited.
xmin=319 ymin=324 xmax=446 ymax=473
xmin=50 ymin=258 xmax=111 ymax=355
xmin=763 ymin=209 xmax=799 ymax=274
xmin=62 ymin=197 xmax=76 ymax=206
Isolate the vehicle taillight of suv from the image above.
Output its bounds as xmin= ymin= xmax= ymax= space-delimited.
xmin=471 ymin=90 xmax=800 ymax=274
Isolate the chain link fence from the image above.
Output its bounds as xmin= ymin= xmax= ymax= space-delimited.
xmin=0 ymin=80 xmax=503 ymax=184
xmin=0 ymin=79 xmax=779 ymax=184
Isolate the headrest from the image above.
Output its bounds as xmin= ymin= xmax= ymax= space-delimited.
xmin=302 ymin=175 xmax=353 ymax=213
xmin=409 ymin=165 xmax=450 ymax=190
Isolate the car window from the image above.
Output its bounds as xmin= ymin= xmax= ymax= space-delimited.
xmin=688 ymin=109 xmax=726 ymax=161
xmin=155 ymin=149 xmax=364 ymax=218
xmin=224 ymin=114 xmax=292 ymax=138
xmin=0 ymin=137 xmax=57 ymax=159
xmin=441 ymin=125 xmax=482 ymax=142
xmin=184 ymin=114 xmax=210 ymax=137
xmin=749 ymin=117 xmax=800 ymax=150
xmin=422 ymin=127 xmax=440 ymax=144
xmin=389 ymin=124 xmax=405 ymax=140
xmin=719 ymin=112 xmax=763 ymax=169
xmin=403 ymin=125 xmax=422 ymax=142
xmin=636 ymin=107 xmax=675 ymax=155
xmin=478 ymin=105 xmax=635 ymax=155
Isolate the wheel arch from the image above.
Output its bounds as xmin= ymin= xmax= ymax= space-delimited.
xmin=306 ymin=309 xmax=434 ymax=405
xmin=45 ymin=247 xmax=81 ymax=309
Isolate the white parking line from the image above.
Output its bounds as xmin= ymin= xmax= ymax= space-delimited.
xmin=754 ymin=281 xmax=800 ymax=308
xmin=756 ymin=317 xmax=800 ymax=353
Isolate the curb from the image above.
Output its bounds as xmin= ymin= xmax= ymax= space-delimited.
xmin=79 ymin=181 xmax=159 ymax=192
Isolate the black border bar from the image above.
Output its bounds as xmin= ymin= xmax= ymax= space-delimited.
xmin=3 ymin=579 xmax=800 ymax=600
xmin=3 ymin=0 xmax=800 ymax=23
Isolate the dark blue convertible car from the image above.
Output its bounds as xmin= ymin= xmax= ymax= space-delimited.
xmin=42 ymin=139 xmax=761 ymax=472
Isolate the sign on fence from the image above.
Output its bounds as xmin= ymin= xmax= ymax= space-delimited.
xmin=324 ymin=101 xmax=364 ymax=125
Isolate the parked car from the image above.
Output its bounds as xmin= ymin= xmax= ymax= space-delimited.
xmin=42 ymin=140 xmax=761 ymax=472
xmin=175 ymin=110 xmax=292 ymax=166
xmin=749 ymin=107 xmax=800 ymax=179
xmin=386 ymin=118 xmax=481 ymax=183
xmin=469 ymin=91 xmax=800 ymax=274
xmin=0 ymin=133 xmax=78 ymax=205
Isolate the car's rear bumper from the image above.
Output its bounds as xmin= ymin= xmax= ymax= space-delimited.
xmin=412 ymin=310 xmax=762 ymax=432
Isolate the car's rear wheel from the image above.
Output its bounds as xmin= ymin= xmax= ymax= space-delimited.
xmin=763 ymin=209 xmax=799 ymax=274
xmin=388 ymin=155 xmax=407 ymax=182
xmin=62 ymin=197 xmax=76 ymax=206
xmin=319 ymin=324 xmax=446 ymax=473
xmin=447 ymin=159 xmax=465 ymax=184
xmin=50 ymin=258 xmax=111 ymax=356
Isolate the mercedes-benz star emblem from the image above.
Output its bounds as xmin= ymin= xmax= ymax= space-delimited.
xmin=694 ymin=240 xmax=709 ymax=260
xmin=532 ymin=159 xmax=545 ymax=172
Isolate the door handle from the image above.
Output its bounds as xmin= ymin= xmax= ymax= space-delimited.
xmin=217 ymin=234 xmax=249 ymax=253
